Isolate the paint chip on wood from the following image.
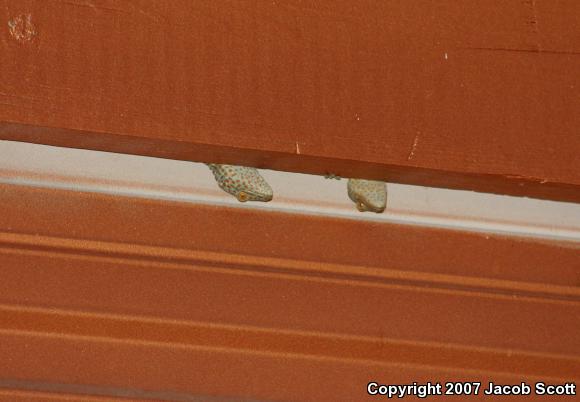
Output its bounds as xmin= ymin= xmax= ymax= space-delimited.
xmin=8 ymin=14 xmax=37 ymax=43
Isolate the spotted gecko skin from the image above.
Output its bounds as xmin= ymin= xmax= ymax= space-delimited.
xmin=206 ymin=164 xmax=273 ymax=202
xmin=347 ymin=178 xmax=387 ymax=213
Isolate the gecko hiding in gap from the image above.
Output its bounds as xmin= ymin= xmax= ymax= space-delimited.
xmin=206 ymin=164 xmax=273 ymax=202
xmin=326 ymin=173 xmax=387 ymax=213
xmin=206 ymin=163 xmax=385 ymax=213
xmin=346 ymin=178 xmax=387 ymax=213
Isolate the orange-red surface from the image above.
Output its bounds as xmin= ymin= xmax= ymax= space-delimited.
xmin=0 ymin=183 xmax=578 ymax=400
xmin=0 ymin=1 xmax=579 ymax=201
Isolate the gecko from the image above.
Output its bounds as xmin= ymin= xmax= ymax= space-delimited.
xmin=206 ymin=163 xmax=384 ymax=212
xmin=206 ymin=163 xmax=273 ymax=202
xmin=346 ymin=178 xmax=387 ymax=213
xmin=326 ymin=174 xmax=387 ymax=213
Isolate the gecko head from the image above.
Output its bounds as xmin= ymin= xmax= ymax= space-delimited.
xmin=354 ymin=197 xmax=386 ymax=213
xmin=235 ymin=172 xmax=273 ymax=202
xmin=356 ymin=200 xmax=385 ymax=213
xmin=210 ymin=164 xmax=274 ymax=203
xmin=237 ymin=185 xmax=273 ymax=202
xmin=347 ymin=179 xmax=387 ymax=213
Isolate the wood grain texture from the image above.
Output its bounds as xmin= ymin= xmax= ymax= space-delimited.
xmin=0 ymin=183 xmax=578 ymax=400
xmin=0 ymin=388 xmax=150 ymax=402
xmin=0 ymin=0 xmax=579 ymax=202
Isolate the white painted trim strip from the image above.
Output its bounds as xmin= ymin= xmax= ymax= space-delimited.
xmin=1 ymin=141 xmax=579 ymax=242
